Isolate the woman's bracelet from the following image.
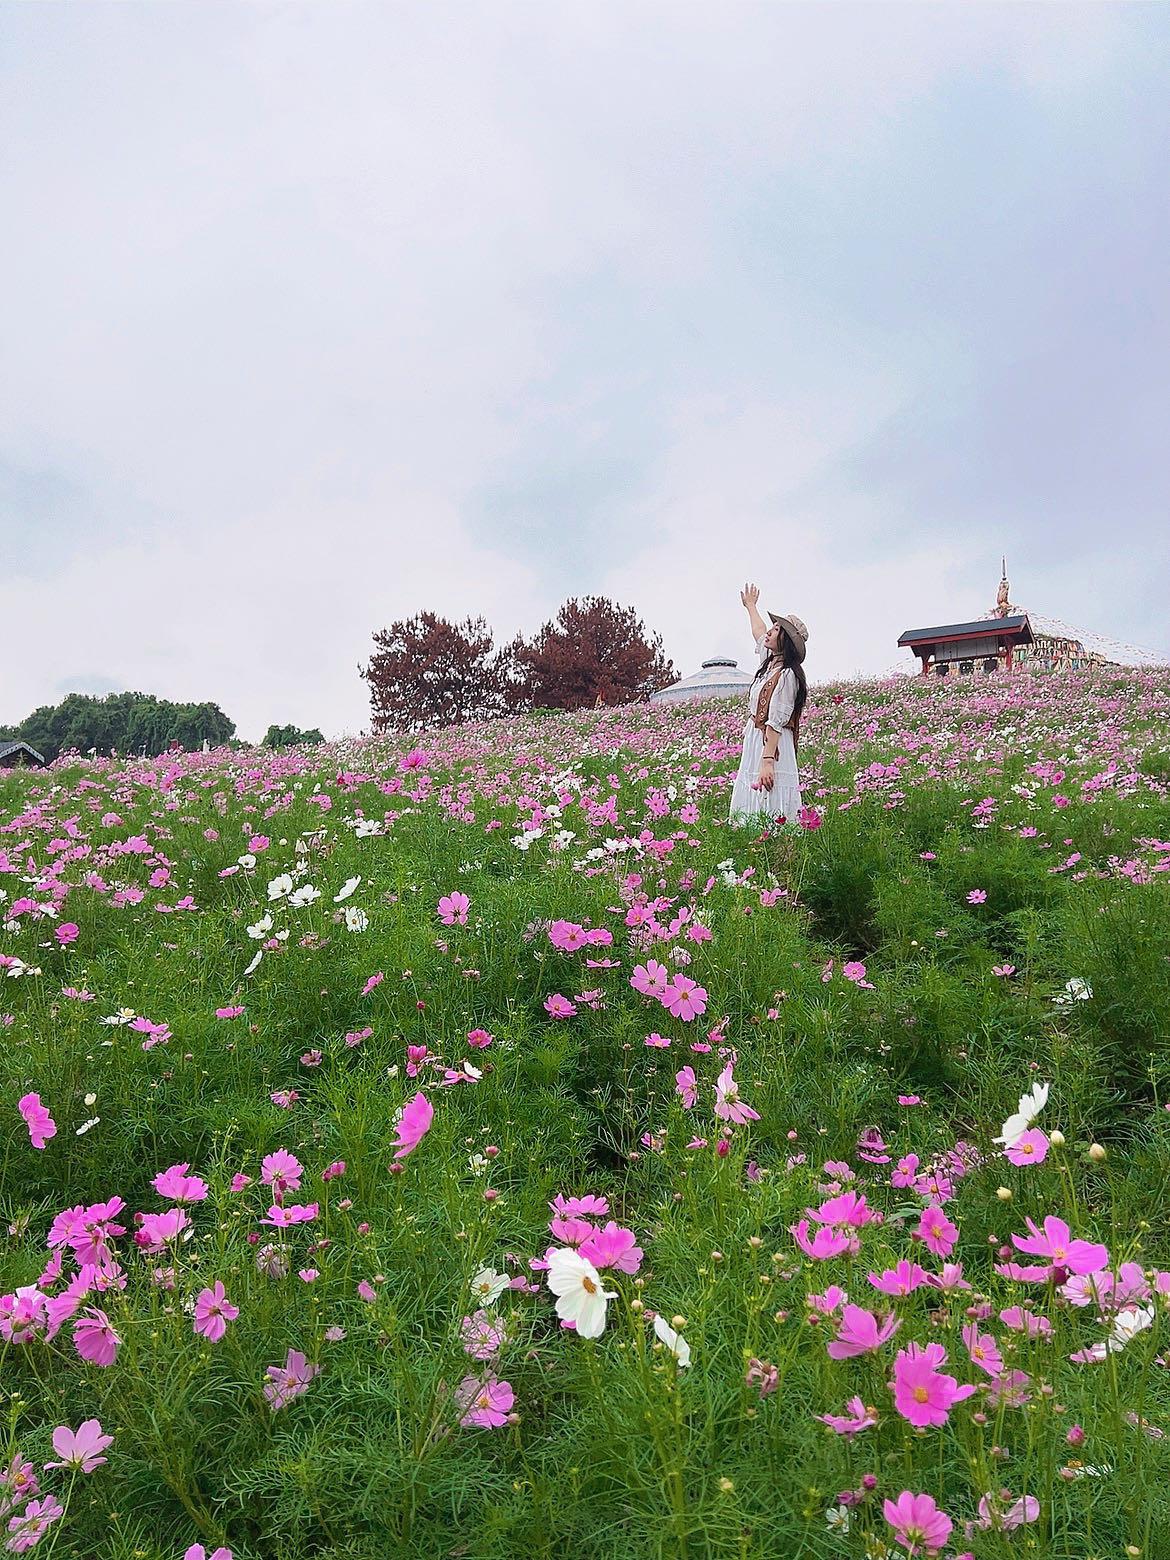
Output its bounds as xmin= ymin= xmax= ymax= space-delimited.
xmin=760 ymin=753 xmax=776 ymax=763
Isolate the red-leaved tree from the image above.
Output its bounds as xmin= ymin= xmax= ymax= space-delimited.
xmin=502 ymin=596 xmax=676 ymax=710
xmin=359 ymin=613 xmax=514 ymax=733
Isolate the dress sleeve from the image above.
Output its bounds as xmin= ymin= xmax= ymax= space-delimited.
xmin=754 ymin=632 xmax=767 ymax=657
xmin=767 ymin=669 xmax=796 ymax=730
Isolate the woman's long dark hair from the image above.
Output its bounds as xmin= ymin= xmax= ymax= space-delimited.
xmin=752 ymin=628 xmax=808 ymax=730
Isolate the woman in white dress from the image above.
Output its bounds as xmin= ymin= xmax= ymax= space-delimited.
xmin=728 ymin=582 xmax=808 ymax=824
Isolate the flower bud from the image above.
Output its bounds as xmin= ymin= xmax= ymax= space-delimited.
xmin=1088 ymin=1143 xmax=1106 ymax=1162
xmin=671 ymin=1315 xmax=687 ymax=1330
xmin=1049 ymin=1129 xmax=1065 ymax=1147
xmin=996 ymin=1186 xmax=1012 ymax=1202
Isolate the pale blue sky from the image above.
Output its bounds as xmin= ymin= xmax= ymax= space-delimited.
xmin=2 ymin=2 xmax=1167 ymax=738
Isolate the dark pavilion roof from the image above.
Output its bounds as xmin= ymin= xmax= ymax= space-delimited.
xmin=898 ymin=615 xmax=1033 ymax=647
xmin=0 ymin=740 xmax=47 ymax=766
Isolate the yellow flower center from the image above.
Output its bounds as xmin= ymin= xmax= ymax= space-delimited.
xmin=912 ymin=1387 xmax=929 ymax=1403
xmin=582 ymin=1276 xmax=597 ymax=1295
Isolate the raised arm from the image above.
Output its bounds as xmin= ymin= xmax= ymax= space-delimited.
xmin=741 ymin=582 xmax=768 ymax=644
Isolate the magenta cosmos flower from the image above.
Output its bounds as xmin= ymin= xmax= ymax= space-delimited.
xmin=263 ymin=1348 xmax=320 ymax=1410
xmin=460 ymin=1310 xmax=507 ymax=1361
xmin=1011 ymin=1215 xmax=1109 ymax=1275
xmin=675 ymin=1066 xmax=697 ymax=1108
xmin=152 ymin=1163 xmax=210 ymax=1204
xmin=883 ymin=1490 xmax=952 ymax=1555
xmin=630 ymin=960 xmax=670 ymax=998
xmin=73 ymin=1308 xmax=121 ymax=1367
xmin=1004 ymin=1128 xmax=1049 ymax=1166
xmin=817 ymin=1395 xmax=878 ymax=1435
xmin=184 ymin=1545 xmax=234 ymax=1560
xmin=713 ymin=1064 xmax=760 ymax=1124
xmin=437 ymin=892 xmax=470 ymax=925
xmin=6 ymin=1496 xmax=64 ymax=1552
xmin=826 ymin=1304 xmax=900 ymax=1359
xmin=18 ymin=1093 xmax=56 ymax=1151
xmin=544 ymin=993 xmax=578 ymax=1019
xmin=915 ymin=1204 xmax=958 ymax=1258
xmin=890 ymin=1341 xmax=975 ymax=1428
xmin=44 ymin=1419 xmax=113 ymax=1473
xmin=391 ymin=1092 xmax=433 ymax=1159
xmin=662 ymin=977 xmax=708 ymax=1022
xmin=194 ymin=1281 xmax=240 ymax=1342
xmin=55 ymin=923 xmax=80 ymax=946
xmin=455 ymin=1375 xmax=514 ymax=1428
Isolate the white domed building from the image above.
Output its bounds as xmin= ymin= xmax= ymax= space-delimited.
xmin=650 ymin=655 xmax=756 ymax=704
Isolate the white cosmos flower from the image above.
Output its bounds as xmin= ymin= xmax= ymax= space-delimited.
xmin=546 ymin=1248 xmax=616 ymax=1340
xmin=470 ymin=1267 xmax=510 ymax=1305
xmin=334 ymin=877 xmax=362 ymax=903
xmin=237 ymin=853 xmax=257 ymax=870
xmin=246 ymin=913 xmax=273 ymax=939
xmin=344 ymin=907 xmax=369 ymax=933
xmin=354 ymin=819 xmax=383 ymax=837
xmin=652 ymin=1314 xmax=691 ymax=1368
xmin=75 ymin=1117 xmax=100 ymax=1136
xmin=267 ymin=874 xmax=294 ymax=901
xmin=825 ymin=1505 xmax=851 ymax=1535
xmin=993 ymin=1080 xmax=1050 ymax=1148
xmin=243 ymin=948 xmax=264 ymax=976
xmin=1109 ymin=1304 xmax=1155 ymax=1352
xmin=100 ymin=1007 xmax=138 ymax=1025
xmin=288 ymin=885 xmax=321 ymax=908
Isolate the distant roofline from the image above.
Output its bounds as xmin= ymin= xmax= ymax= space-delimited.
xmin=898 ymin=615 xmax=1033 ymax=646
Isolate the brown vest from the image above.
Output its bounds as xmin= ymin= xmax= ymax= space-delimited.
xmin=753 ymin=664 xmax=800 ymax=757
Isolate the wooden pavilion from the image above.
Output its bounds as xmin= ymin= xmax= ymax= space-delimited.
xmin=897 ymin=614 xmax=1034 ymax=677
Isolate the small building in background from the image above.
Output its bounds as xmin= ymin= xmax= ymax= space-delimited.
xmin=0 ymin=740 xmax=47 ymax=768
xmin=650 ymin=655 xmax=755 ymax=704
xmin=898 ymin=561 xmax=1161 ymax=677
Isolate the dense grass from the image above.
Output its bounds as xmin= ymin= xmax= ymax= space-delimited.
xmin=2 ymin=666 xmax=1170 ymax=1558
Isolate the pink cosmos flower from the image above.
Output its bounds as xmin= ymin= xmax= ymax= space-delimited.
xmin=999 ymin=1305 xmax=1051 ymax=1338
xmin=869 ymin=1260 xmax=929 ymax=1296
xmin=18 ymin=1094 xmax=56 ymax=1151
xmin=1005 ymin=1128 xmax=1049 ymax=1166
xmin=579 ymin=1221 xmax=643 ymax=1274
xmin=392 ymin=1092 xmax=434 ymax=1159
xmin=461 ymin=1310 xmax=507 ymax=1360
xmin=630 ymin=959 xmax=671 ymax=998
xmin=548 ymin=920 xmax=588 ymax=951
xmin=891 ymin=1154 xmax=920 ymax=1188
xmin=890 ymin=1341 xmax=976 ymax=1428
xmin=44 ymin=1419 xmax=113 ymax=1473
xmin=991 ymin=964 xmax=1016 ymax=978
xmin=544 ymin=994 xmax=578 ymax=1019
xmin=322 ymin=1160 xmax=346 ymax=1182
xmin=817 ymin=1395 xmax=878 ymax=1436
xmin=263 ymin=1348 xmax=320 ymax=1410
xmin=262 ymin=1148 xmax=303 ymax=1196
xmin=455 ymin=1375 xmax=514 ymax=1428
xmin=746 ymin=1358 xmax=779 ymax=1397
xmin=135 ymin=1208 xmax=190 ymax=1252
xmin=827 ymin=1304 xmax=901 ymax=1359
xmin=55 ymin=923 xmax=80 ymax=946
xmin=972 ymin=1492 xmax=1040 ymax=1534
xmin=967 ymin=888 xmax=987 ymax=904
xmin=897 ymin=1095 xmax=922 ymax=1106
xmin=807 ymin=1285 xmax=848 ymax=1315
xmin=184 ymin=1544 xmax=234 ymax=1560
xmin=5 ymin=1496 xmax=65 ymax=1551
xmin=883 ymin=1490 xmax=952 ymax=1555
xmin=467 ymin=1028 xmax=493 ymax=1048
xmin=0 ymin=1286 xmax=49 ymax=1345
xmin=437 ymin=892 xmax=470 ymax=926
xmin=361 ymin=971 xmax=384 ymax=996
xmin=194 ymin=1281 xmax=239 ymax=1342
xmin=714 ymin=1064 xmax=760 ymax=1124
xmin=962 ymin=1322 xmax=1004 ymax=1377
xmin=675 ymin=1067 xmax=697 ymax=1108
xmin=550 ymin=1192 xmax=609 ymax=1218
xmin=791 ymin=1220 xmax=857 ymax=1261
xmin=215 ymin=1006 xmax=245 ymax=1019
xmin=261 ymin=1202 xmax=318 ymax=1228
xmin=152 ymin=1163 xmax=210 ymax=1204
xmin=662 ymin=977 xmax=708 ymax=1022
xmin=644 ymin=1032 xmax=671 ymax=1048
xmin=73 ymin=1308 xmax=121 ymax=1367
xmin=811 ymin=1191 xmax=878 ymax=1228
xmin=915 ymin=1204 xmax=958 ymax=1258
xmin=1011 ymin=1215 xmax=1109 ymax=1275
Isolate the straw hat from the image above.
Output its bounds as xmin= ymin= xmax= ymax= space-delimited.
xmin=768 ymin=611 xmax=809 ymax=664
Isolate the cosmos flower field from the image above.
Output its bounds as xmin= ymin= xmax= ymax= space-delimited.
xmin=3 ymin=664 xmax=1170 ymax=1560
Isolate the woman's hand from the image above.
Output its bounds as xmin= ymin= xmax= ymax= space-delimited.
xmin=757 ymin=756 xmax=775 ymax=791
xmin=741 ymin=582 xmax=760 ymax=609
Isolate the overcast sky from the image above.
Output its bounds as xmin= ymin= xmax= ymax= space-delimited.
xmin=3 ymin=2 xmax=1168 ymax=741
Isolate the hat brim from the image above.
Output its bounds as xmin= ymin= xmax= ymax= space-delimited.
xmin=767 ymin=614 xmax=807 ymax=662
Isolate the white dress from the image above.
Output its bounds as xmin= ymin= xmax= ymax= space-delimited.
xmin=728 ymin=632 xmax=803 ymax=823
